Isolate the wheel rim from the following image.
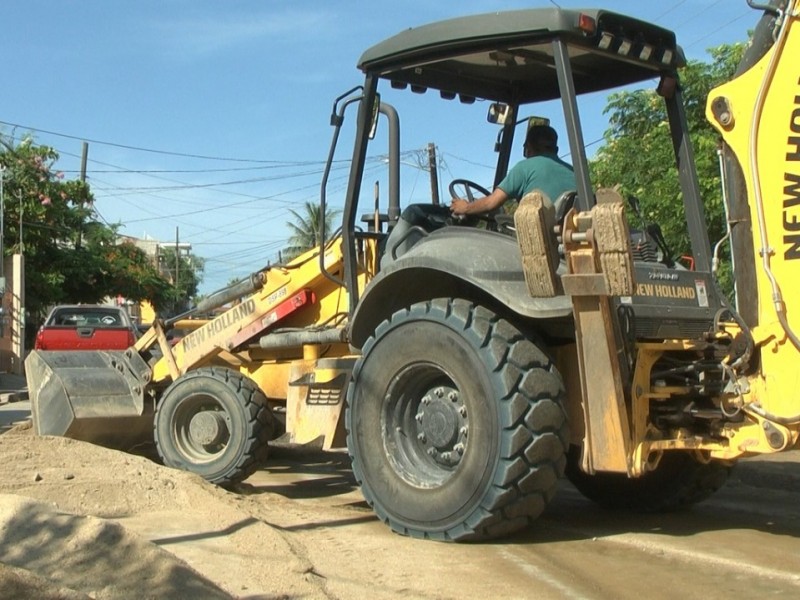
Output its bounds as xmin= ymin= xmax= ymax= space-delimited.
xmin=172 ymin=393 xmax=232 ymax=463
xmin=383 ymin=362 xmax=469 ymax=488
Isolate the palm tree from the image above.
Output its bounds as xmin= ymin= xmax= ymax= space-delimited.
xmin=283 ymin=202 xmax=340 ymax=260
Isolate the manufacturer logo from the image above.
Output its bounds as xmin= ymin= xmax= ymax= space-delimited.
xmin=783 ymin=77 xmax=800 ymax=260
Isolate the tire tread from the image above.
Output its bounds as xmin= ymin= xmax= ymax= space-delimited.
xmin=154 ymin=367 xmax=274 ymax=487
xmin=347 ymin=298 xmax=569 ymax=541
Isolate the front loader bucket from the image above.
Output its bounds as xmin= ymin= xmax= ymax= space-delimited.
xmin=25 ymin=349 xmax=154 ymax=450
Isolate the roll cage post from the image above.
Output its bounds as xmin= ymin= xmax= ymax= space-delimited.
xmin=552 ymin=38 xmax=595 ymax=212
xmin=340 ymin=74 xmax=380 ymax=315
xmin=665 ymin=85 xmax=713 ymax=273
xmin=551 ymin=36 xmax=712 ymax=271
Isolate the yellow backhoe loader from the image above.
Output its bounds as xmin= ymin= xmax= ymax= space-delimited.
xmin=26 ymin=0 xmax=800 ymax=541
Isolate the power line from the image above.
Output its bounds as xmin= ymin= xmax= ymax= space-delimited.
xmin=0 ymin=118 xmax=298 ymax=163
xmin=684 ymin=9 xmax=753 ymax=49
xmin=671 ymin=0 xmax=727 ymax=30
xmin=655 ymin=0 xmax=689 ymax=21
xmin=62 ymin=164 xmax=319 ymax=174
xmin=101 ymin=158 xmax=388 ymax=228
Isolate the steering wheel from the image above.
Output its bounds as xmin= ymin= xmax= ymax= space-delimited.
xmin=449 ymin=179 xmax=496 ymax=227
xmin=449 ymin=178 xmax=492 ymax=203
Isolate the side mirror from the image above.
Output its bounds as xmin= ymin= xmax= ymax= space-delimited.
xmin=369 ymin=93 xmax=381 ymax=139
xmin=487 ymin=103 xmax=510 ymax=125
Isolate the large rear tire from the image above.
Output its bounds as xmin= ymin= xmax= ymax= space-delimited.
xmin=565 ymin=446 xmax=730 ymax=512
xmin=154 ymin=367 xmax=275 ymax=487
xmin=346 ymin=298 xmax=568 ymax=541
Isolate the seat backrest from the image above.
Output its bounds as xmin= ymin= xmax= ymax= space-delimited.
xmin=554 ymin=190 xmax=577 ymax=226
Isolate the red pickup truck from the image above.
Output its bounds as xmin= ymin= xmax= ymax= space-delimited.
xmin=34 ymin=305 xmax=138 ymax=350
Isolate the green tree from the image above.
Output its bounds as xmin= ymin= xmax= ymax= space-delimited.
xmin=283 ymin=201 xmax=340 ymax=260
xmin=590 ymin=44 xmax=746 ymax=280
xmin=157 ymin=246 xmax=205 ymax=316
xmin=0 ymin=134 xmax=173 ymax=321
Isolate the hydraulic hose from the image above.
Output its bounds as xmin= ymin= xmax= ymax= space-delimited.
xmin=747 ymin=403 xmax=800 ymax=426
xmin=258 ymin=327 xmax=346 ymax=350
xmin=194 ymin=272 xmax=266 ymax=315
xmin=165 ymin=272 xmax=266 ymax=328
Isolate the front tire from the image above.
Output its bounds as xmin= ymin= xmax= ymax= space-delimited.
xmin=346 ymin=299 xmax=568 ymax=541
xmin=154 ymin=367 xmax=275 ymax=487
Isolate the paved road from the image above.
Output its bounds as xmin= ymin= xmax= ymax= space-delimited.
xmin=238 ymin=446 xmax=800 ymax=599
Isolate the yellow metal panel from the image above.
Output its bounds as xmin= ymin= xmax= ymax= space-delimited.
xmin=706 ymin=8 xmax=800 ymax=423
xmin=284 ymin=357 xmax=355 ymax=450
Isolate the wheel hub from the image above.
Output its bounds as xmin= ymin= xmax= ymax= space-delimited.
xmin=188 ymin=411 xmax=227 ymax=446
xmin=421 ymin=400 xmax=459 ymax=448
xmin=415 ymin=386 xmax=468 ymax=467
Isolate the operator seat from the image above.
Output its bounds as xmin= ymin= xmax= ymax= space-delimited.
xmin=380 ymin=203 xmax=451 ymax=269
xmin=554 ymin=190 xmax=577 ymax=227
xmin=495 ymin=189 xmax=577 ymax=236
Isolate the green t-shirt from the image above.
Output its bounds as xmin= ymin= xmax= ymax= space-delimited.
xmin=498 ymin=154 xmax=576 ymax=203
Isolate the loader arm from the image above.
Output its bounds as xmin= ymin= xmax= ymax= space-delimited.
xmin=706 ymin=0 xmax=800 ymax=438
xmin=25 ymin=235 xmax=378 ymax=449
xmin=151 ymin=237 xmax=354 ymax=380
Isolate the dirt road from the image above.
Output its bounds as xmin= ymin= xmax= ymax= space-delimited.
xmin=1 ymin=421 xmax=799 ymax=599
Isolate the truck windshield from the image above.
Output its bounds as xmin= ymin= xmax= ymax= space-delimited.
xmin=49 ymin=308 xmax=125 ymax=327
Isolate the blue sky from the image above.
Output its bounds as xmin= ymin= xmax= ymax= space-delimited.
xmin=2 ymin=1 xmax=761 ymax=294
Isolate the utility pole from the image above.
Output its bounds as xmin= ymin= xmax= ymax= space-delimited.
xmin=76 ymin=142 xmax=89 ymax=250
xmin=427 ymin=143 xmax=440 ymax=205
xmin=80 ymin=141 xmax=88 ymax=183
xmin=11 ymin=188 xmax=24 ymax=375
xmin=16 ymin=190 xmax=23 ymax=255
xmin=175 ymin=226 xmax=180 ymax=298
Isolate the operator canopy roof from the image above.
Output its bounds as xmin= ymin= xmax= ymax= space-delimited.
xmin=358 ymin=8 xmax=685 ymax=104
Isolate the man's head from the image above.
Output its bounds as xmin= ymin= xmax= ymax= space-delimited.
xmin=523 ymin=125 xmax=558 ymax=158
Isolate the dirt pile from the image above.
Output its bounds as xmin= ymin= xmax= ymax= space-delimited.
xmin=0 ymin=425 xmax=556 ymax=599
xmin=0 ymin=432 xmax=326 ymax=599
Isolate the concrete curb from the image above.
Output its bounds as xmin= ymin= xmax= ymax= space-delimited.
xmin=0 ymin=372 xmax=28 ymax=405
xmin=0 ymin=390 xmax=28 ymax=405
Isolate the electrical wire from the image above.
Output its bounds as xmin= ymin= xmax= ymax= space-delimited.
xmin=0 ymin=118 xmax=295 ymax=163
xmin=683 ymin=9 xmax=754 ymax=49
xmin=655 ymin=0 xmax=689 ymax=21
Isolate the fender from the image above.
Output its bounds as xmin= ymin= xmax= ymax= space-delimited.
xmin=349 ymin=226 xmax=572 ymax=348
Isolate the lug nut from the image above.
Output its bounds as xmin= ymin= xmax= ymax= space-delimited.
xmin=415 ymin=412 xmax=424 ymax=422
xmin=459 ymin=407 xmax=467 ymax=417
xmin=427 ymin=448 xmax=437 ymax=457
xmin=417 ymin=433 xmax=426 ymax=443
xmin=435 ymin=388 xmax=444 ymax=398
xmin=454 ymin=443 xmax=465 ymax=455
xmin=448 ymin=391 xmax=458 ymax=402
xmin=422 ymin=395 xmax=431 ymax=405
xmin=459 ymin=426 xmax=468 ymax=436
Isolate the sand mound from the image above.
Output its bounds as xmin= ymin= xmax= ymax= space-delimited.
xmin=0 ymin=494 xmax=231 ymax=599
xmin=0 ymin=435 xmax=326 ymax=599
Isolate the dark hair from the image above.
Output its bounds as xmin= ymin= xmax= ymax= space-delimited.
xmin=525 ymin=125 xmax=558 ymax=151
